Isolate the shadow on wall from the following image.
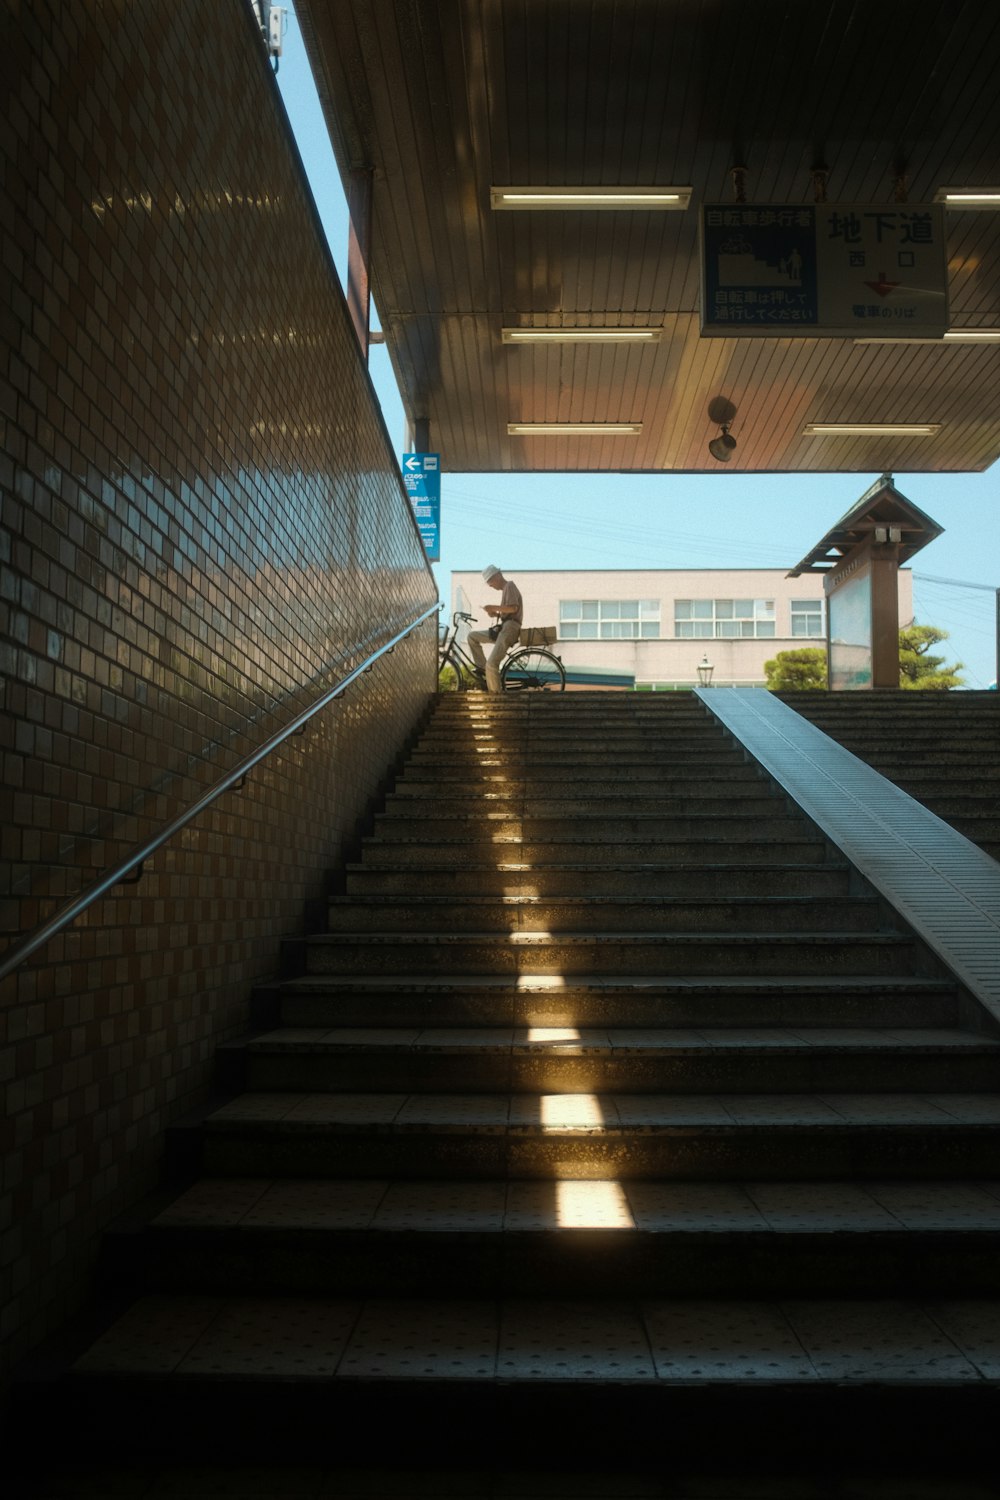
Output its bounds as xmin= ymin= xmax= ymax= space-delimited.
xmin=0 ymin=0 xmax=435 ymax=1375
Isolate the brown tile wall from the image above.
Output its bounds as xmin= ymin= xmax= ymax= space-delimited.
xmin=0 ymin=0 xmax=437 ymax=1372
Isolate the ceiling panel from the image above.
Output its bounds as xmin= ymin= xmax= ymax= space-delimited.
xmin=297 ymin=0 xmax=1000 ymax=473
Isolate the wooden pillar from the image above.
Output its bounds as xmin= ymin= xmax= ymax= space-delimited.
xmin=347 ymin=168 xmax=373 ymax=358
xmin=870 ymin=539 xmax=902 ymax=689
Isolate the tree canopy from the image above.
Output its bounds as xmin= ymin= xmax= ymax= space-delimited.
xmin=764 ymin=626 xmax=966 ymax=691
xmin=898 ymin=625 xmax=966 ymax=691
xmin=763 ymin=647 xmax=828 ymax=691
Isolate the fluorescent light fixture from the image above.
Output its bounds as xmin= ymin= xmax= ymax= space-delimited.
xmin=507 ymin=422 xmax=643 ymax=436
xmin=854 ymin=330 xmax=1000 ymax=344
xmin=934 ymin=188 xmax=1000 ymax=206
xmin=803 ymin=422 xmax=942 ymax=436
xmin=491 ymin=186 xmax=691 ymax=210
xmin=502 ymin=327 xmax=662 ymax=344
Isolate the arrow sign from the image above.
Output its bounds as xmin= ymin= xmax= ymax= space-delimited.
xmin=402 ymin=452 xmax=441 ymax=561
xmin=864 ymin=270 xmax=901 ymax=298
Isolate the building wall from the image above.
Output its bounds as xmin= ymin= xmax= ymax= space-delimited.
xmin=0 ymin=1 xmax=437 ymax=1372
xmin=453 ymin=568 xmax=914 ymax=687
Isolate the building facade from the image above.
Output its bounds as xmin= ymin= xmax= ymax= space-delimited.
xmin=452 ymin=568 xmax=915 ymax=688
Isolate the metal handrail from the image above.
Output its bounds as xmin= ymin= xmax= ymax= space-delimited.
xmin=0 ymin=601 xmax=440 ymax=981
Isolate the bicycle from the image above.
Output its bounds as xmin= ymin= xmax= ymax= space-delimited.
xmin=438 ymin=610 xmax=566 ymax=691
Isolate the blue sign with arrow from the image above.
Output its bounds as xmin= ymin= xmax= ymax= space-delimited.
xmin=402 ymin=452 xmax=440 ymax=561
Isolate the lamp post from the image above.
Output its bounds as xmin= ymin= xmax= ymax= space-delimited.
xmin=696 ymin=654 xmax=715 ymax=688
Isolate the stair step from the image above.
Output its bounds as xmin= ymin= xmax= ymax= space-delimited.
xmin=415 ymin=727 xmax=728 ymax=744
xmin=229 ymin=1026 xmax=1000 ymax=1095
xmin=191 ymin=1089 xmax=1000 ymax=1180
xmin=372 ymin=813 xmax=812 ymax=840
xmin=408 ymin=766 xmax=769 ymax=787
xmin=68 ymin=1290 xmax=1000 ymax=1393
xmin=406 ymin=751 xmax=756 ymax=769
xmin=302 ymin=931 xmax=919 ymax=977
xmin=108 ymin=1177 xmax=1000 ymax=1297
xmin=826 ymin=739 xmax=998 ymax=754
xmin=358 ymin=837 xmax=832 ymax=866
xmin=60 ymin=1287 xmax=1000 ymax=1471
xmin=386 ymin=790 xmax=784 ymax=813
xmin=425 ymin=703 xmax=747 ymax=719
xmin=326 ymin=895 xmax=881 ymax=933
xmin=267 ymin=975 xmax=961 ymax=1029
xmin=344 ymin=863 xmax=853 ymax=898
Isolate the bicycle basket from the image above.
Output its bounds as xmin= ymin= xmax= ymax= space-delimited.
xmin=518 ymin=625 xmax=557 ymax=646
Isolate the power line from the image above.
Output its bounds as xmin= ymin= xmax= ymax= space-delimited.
xmin=912 ymin=572 xmax=997 ymax=593
xmin=443 ymin=487 xmax=795 ymax=567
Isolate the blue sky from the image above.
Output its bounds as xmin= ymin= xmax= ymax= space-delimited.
xmin=274 ymin=6 xmax=998 ymax=687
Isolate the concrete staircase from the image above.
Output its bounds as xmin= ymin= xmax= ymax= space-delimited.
xmin=780 ymin=690 xmax=1000 ymax=859
xmin=44 ymin=694 xmax=1000 ymax=1470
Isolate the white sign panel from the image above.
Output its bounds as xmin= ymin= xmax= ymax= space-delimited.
xmin=701 ymin=204 xmax=949 ymax=337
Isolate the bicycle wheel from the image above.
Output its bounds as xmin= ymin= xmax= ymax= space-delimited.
xmin=439 ymin=650 xmax=471 ymax=691
xmin=501 ymin=647 xmax=566 ymax=691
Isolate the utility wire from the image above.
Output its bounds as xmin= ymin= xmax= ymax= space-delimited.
xmin=912 ymin=572 xmax=997 ymax=592
xmin=443 ymin=486 xmax=793 ymax=566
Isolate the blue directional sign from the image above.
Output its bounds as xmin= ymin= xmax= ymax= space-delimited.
xmin=701 ymin=204 xmax=948 ymax=337
xmin=402 ymin=452 xmax=440 ymax=561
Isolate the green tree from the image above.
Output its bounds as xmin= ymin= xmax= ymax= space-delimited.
xmin=898 ymin=624 xmax=965 ymax=690
xmin=764 ymin=647 xmax=828 ymax=690
xmin=764 ymin=626 xmax=966 ymax=692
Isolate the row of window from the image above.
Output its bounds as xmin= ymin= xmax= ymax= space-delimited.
xmin=558 ymin=598 xmax=824 ymax=641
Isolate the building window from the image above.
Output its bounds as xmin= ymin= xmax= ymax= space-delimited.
xmin=674 ymin=598 xmax=776 ymax=639
xmin=560 ymin=599 xmax=660 ymax=640
xmin=791 ymin=598 xmax=824 ymax=637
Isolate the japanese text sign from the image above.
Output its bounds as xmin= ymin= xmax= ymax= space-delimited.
xmin=700 ymin=204 xmax=948 ymax=337
xmin=402 ymin=452 xmax=440 ymax=561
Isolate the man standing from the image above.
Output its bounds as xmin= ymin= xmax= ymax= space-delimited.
xmin=467 ymin=565 xmax=523 ymax=692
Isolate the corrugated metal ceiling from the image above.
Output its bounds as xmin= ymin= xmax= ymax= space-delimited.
xmin=296 ymin=0 xmax=1000 ymax=473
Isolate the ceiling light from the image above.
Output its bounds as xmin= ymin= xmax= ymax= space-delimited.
xmin=491 ymin=186 xmax=692 ymax=210
xmin=934 ymin=188 xmax=1000 ymax=206
xmin=501 ymin=328 xmax=662 ymax=344
xmin=854 ymin=330 xmax=1000 ymax=344
xmin=708 ymin=424 xmax=737 ymax=462
xmin=507 ymin=422 xmax=643 ymax=436
xmin=803 ymin=423 xmax=942 ymax=436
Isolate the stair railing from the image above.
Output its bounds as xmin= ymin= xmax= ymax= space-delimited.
xmin=0 ymin=602 xmax=440 ymax=982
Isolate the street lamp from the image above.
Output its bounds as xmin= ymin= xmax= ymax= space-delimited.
xmin=696 ymin=654 xmax=715 ymax=687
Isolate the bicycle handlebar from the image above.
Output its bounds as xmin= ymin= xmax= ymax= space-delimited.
xmin=453 ymin=610 xmax=476 ymax=624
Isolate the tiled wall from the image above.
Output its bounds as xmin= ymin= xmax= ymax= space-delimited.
xmin=0 ymin=0 xmax=437 ymax=1372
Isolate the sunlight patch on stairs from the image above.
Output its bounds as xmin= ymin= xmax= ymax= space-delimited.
xmin=555 ymin=1179 xmax=633 ymax=1228
xmin=527 ymin=1027 xmax=582 ymax=1045
xmin=539 ymin=1093 xmax=607 ymax=1131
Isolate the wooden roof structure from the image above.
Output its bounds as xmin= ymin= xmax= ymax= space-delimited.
xmin=787 ymin=475 xmax=945 ymax=575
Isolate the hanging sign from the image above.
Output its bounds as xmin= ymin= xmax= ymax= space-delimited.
xmin=700 ymin=204 xmax=948 ymax=337
xmin=402 ymin=452 xmax=440 ymax=561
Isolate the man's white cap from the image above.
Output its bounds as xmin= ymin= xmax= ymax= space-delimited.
xmin=482 ymin=564 xmax=501 ymax=582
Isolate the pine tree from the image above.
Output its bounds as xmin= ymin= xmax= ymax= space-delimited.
xmin=763 ymin=647 xmax=828 ymax=690
xmin=764 ymin=626 xmax=966 ymax=692
xmin=898 ymin=625 xmax=965 ymax=691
